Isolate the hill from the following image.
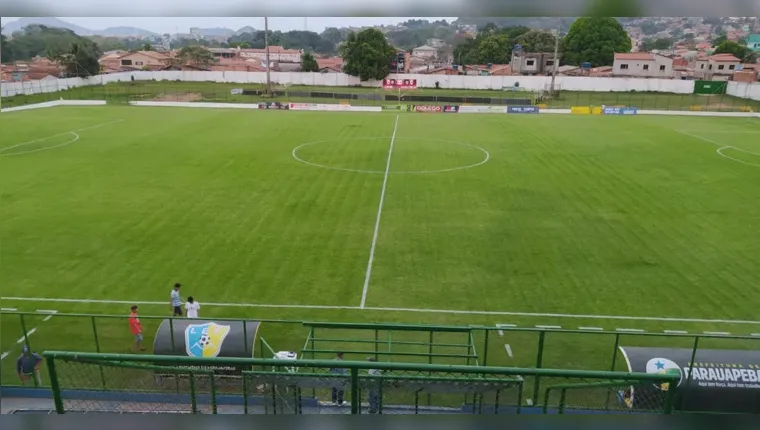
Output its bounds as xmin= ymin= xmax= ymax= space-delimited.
xmin=1 ymin=17 xmax=94 ymax=35
xmin=99 ymin=26 xmax=158 ymax=38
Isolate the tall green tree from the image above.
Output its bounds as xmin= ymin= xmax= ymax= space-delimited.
xmin=49 ymin=38 xmax=102 ymax=77
xmin=562 ymin=17 xmax=631 ymax=66
xmin=177 ymin=45 xmax=218 ymax=69
xmin=142 ymin=43 xmax=154 ymax=51
xmin=340 ymin=28 xmax=395 ymax=81
xmin=713 ymin=41 xmax=756 ymax=63
xmin=474 ymin=32 xmax=512 ymax=64
xmin=1 ymin=31 xmax=11 ymax=63
xmin=301 ymin=52 xmax=319 ymax=72
xmin=514 ymin=30 xmax=560 ymax=52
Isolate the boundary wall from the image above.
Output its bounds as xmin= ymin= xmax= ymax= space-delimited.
xmin=4 ymin=71 xmax=759 ymax=97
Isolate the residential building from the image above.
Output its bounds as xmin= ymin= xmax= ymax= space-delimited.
xmin=746 ymin=34 xmax=760 ymax=53
xmin=510 ymin=52 xmax=559 ymax=76
xmin=116 ymin=51 xmax=172 ymax=70
xmin=733 ymin=63 xmax=758 ymax=82
xmin=426 ymin=38 xmax=444 ymax=49
xmin=316 ymin=57 xmax=343 ymax=73
xmin=411 ymin=45 xmax=438 ymax=59
xmin=695 ymin=53 xmax=741 ymax=80
xmin=189 ymin=27 xmax=201 ymax=40
xmin=238 ymin=46 xmax=302 ymax=63
xmin=612 ymin=52 xmax=674 ymax=78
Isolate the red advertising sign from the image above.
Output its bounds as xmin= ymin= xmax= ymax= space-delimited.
xmin=288 ymin=103 xmax=312 ymax=110
xmin=414 ymin=105 xmax=442 ymax=113
xmin=383 ymin=79 xmax=417 ymax=89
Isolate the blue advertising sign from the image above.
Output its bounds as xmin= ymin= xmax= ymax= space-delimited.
xmin=507 ymin=106 xmax=539 ymax=114
xmin=603 ymin=107 xmax=638 ymax=115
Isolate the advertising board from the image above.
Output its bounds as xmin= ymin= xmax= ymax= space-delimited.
xmin=443 ymin=106 xmax=459 ymax=113
xmin=619 ymin=346 xmax=760 ymax=414
xmin=603 ymin=107 xmax=638 ymax=115
xmin=507 ymin=106 xmax=539 ymax=114
xmin=414 ymin=105 xmax=442 ymax=113
xmin=258 ymin=102 xmax=289 ymax=110
xmin=458 ymin=106 xmax=509 ymax=114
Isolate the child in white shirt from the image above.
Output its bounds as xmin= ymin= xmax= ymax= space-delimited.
xmin=184 ymin=296 xmax=200 ymax=318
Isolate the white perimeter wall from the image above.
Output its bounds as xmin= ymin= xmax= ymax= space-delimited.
xmin=1 ymin=71 xmax=726 ymax=98
xmin=727 ymin=81 xmax=760 ymax=101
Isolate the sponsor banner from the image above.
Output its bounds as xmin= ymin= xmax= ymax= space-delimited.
xmin=458 ymin=105 xmax=509 ymax=114
xmin=443 ymin=105 xmax=459 ymax=113
xmin=288 ymin=103 xmax=313 ymax=111
xmin=619 ymin=346 xmax=760 ymax=414
xmin=230 ymin=88 xmax=243 ymax=95
xmin=571 ymin=106 xmax=591 ymax=114
xmin=382 ymin=105 xmax=401 ymax=110
xmin=603 ymin=106 xmax=638 ymax=115
xmin=383 ymin=78 xmax=417 ymax=89
xmin=414 ymin=105 xmax=443 ymax=113
xmin=507 ymin=106 xmax=539 ymax=114
xmin=258 ymin=102 xmax=289 ymax=110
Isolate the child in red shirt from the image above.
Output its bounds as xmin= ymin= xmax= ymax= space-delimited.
xmin=129 ymin=305 xmax=146 ymax=351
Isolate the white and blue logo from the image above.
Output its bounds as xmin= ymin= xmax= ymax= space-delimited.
xmin=184 ymin=322 xmax=231 ymax=358
xmin=646 ymin=357 xmax=683 ymax=391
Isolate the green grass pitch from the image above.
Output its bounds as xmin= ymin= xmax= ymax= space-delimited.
xmin=2 ymin=106 xmax=760 ymax=384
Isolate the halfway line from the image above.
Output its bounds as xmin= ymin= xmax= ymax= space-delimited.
xmin=360 ymin=114 xmax=399 ymax=308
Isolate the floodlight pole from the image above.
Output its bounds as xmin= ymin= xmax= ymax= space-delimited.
xmin=265 ymin=16 xmax=272 ymax=95
xmin=549 ymin=27 xmax=560 ymax=98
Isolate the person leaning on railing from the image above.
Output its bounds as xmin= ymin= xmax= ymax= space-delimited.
xmin=367 ymin=357 xmax=382 ymax=414
xmin=329 ymin=352 xmax=347 ymax=406
xmin=17 ymin=345 xmax=42 ymax=386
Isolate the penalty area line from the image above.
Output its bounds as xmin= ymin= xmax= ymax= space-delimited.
xmin=2 ymin=296 xmax=760 ymax=325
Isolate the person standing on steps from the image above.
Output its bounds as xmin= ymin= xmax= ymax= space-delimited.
xmin=367 ymin=357 xmax=382 ymax=414
xmin=170 ymin=283 xmax=183 ymax=317
xmin=329 ymin=352 xmax=347 ymax=406
xmin=17 ymin=345 xmax=43 ymax=386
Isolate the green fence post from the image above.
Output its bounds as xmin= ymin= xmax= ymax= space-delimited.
xmin=210 ymin=373 xmax=218 ymax=414
xmin=47 ymin=357 xmax=65 ymax=414
xmin=243 ymin=320 xmax=248 ymax=356
xmin=604 ymin=333 xmax=621 ymax=409
xmin=374 ymin=329 xmax=379 ymax=361
xmin=91 ymin=316 xmax=107 ymax=389
xmin=350 ymin=367 xmax=360 ymax=414
xmin=169 ymin=318 xmax=176 ymax=353
xmin=242 ymin=373 xmax=249 ymax=414
xmin=19 ymin=314 xmax=39 ymax=387
xmin=558 ymin=389 xmax=567 ymax=414
xmin=483 ymin=329 xmax=489 ymax=367
xmin=189 ymin=373 xmax=198 ymax=414
xmin=542 ymin=387 xmax=551 ymax=414
xmin=680 ymin=336 xmax=700 ymax=412
xmin=516 ymin=381 xmax=523 ymax=414
xmin=532 ymin=331 xmax=546 ymax=406
xmin=663 ymin=377 xmax=677 ymax=414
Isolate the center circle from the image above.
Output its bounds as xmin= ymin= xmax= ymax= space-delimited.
xmin=291 ymin=137 xmax=490 ymax=174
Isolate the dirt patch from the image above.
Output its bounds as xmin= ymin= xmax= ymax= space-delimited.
xmin=153 ymin=93 xmax=203 ymax=102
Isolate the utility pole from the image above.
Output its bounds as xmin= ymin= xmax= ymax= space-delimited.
xmin=549 ymin=26 xmax=560 ymax=98
xmin=264 ymin=17 xmax=272 ymax=95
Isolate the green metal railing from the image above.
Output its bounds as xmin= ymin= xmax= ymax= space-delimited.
xmin=3 ymin=310 xmax=758 ymax=409
xmin=43 ymin=351 xmax=679 ymax=414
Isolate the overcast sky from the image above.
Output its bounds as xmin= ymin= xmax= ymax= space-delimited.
xmin=1 ymin=17 xmax=456 ymax=33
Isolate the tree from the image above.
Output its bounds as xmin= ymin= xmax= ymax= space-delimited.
xmin=713 ymin=41 xmax=757 ymax=63
xmin=514 ymin=30 xmax=560 ymax=53
xmin=712 ymin=33 xmax=727 ymax=46
xmin=49 ymin=39 xmax=102 ymax=77
xmin=1 ymin=32 xmax=11 ymax=63
xmin=301 ymin=52 xmax=319 ymax=72
xmin=340 ymin=28 xmax=395 ymax=81
xmin=562 ymin=17 xmax=631 ymax=66
xmin=176 ymin=45 xmax=217 ymax=69
xmin=473 ymin=32 xmax=511 ymax=64
xmin=142 ymin=43 xmax=154 ymax=51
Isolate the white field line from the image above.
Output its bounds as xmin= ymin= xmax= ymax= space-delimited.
xmin=16 ymin=328 xmax=36 ymax=344
xmin=578 ymin=327 xmax=604 ymax=331
xmin=664 ymin=330 xmax=688 ymax=334
xmin=0 ymin=119 xmax=124 ymax=155
xmin=1 ymin=309 xmax=58 ymax=360
xmin=616 ymin=328 xmax=645 ymax=333
xmin=751 ymin=333 xmax=760 ymax=337
xmin=704 ymin=331 xmax=731 ymax=336
xmin=675 ymin=129 xmax=760 ymax=168
xmin=3 ymin=296 xmax=760 ymax=325
xmin=536 ymin=325 xmax=561 ymax=329
xmin=360 ymin=114 xmax=399 ymax=309
xmin=504 ymin=344 xmax=513 ymax=358
xmin=1 ymin=308 xmax=17 ymax=311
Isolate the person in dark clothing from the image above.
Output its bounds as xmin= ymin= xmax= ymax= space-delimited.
xmin=367 ymin=357 xmax=382 ymax=413
xmin=17 ymin=345 xmax=43 ymax=386
xmin=329 ymin=352 xmax=346 ymax=405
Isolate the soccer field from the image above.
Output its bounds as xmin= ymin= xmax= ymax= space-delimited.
xmin=2 ymin=106 xmax=760 ymax=382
